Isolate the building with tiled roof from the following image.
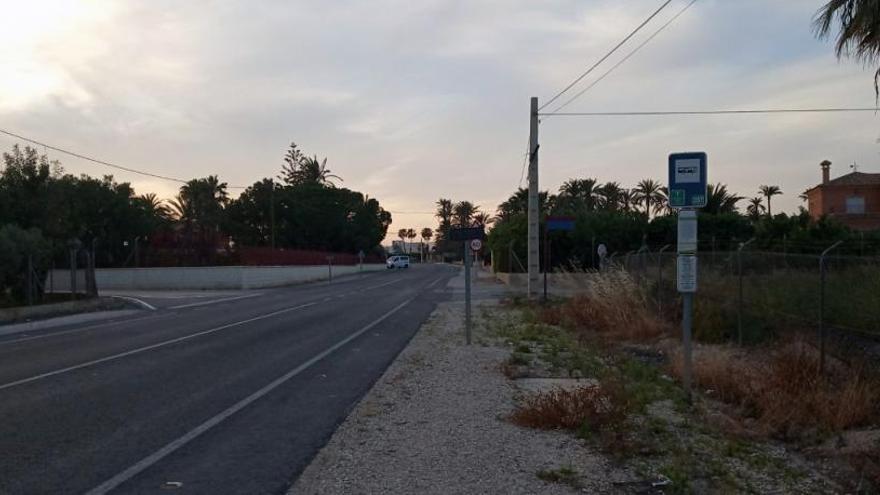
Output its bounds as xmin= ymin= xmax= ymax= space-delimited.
xmin=805 ymin=160 xmax=880 ymax=231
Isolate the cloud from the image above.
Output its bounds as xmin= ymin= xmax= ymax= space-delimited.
xmin=0 ymin=0 xmax=876 ymax=239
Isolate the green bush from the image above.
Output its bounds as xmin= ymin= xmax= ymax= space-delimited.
xmin=0 ymin=225 xmax=49 ymax=305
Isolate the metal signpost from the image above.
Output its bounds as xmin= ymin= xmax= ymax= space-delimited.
xmin=544 ymin=216 xmax=575 ymax=301
xmin=668 ymin=152 xmax=707 ymax=402
xmin=450 ymin=226 xmax=485 ymax=345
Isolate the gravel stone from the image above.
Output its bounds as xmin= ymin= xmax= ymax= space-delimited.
xmin=290 ymin=288 xmax=631 ymax=494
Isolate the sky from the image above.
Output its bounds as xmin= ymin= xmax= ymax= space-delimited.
xmin=1 ymin=0 xmax=878 ymax=242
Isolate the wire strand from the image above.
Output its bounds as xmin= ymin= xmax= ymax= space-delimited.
xmin=0 ymin=128 xmax=248 ymax=189
xmin=539 ymin=108 xmax=880 ymax=116
xmin=539 ymin=0 xmax=674 ymax=111
xmin=551 ymin=0 xmax=699 ymax=114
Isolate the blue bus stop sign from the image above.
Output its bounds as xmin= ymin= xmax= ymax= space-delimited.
xmin=668 ymin=152 xmax=707 ymax=209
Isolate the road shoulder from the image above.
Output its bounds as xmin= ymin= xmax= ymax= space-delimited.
xmin=290 ymin=290 xmax=626 ymax=494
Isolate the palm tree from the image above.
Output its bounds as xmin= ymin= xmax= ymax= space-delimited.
xmin=397 ymin=228 xmax=408 ymax=254
xmin=420 ymin=227 xmax=433 ymax=260
xmin=496 ymin=188 xmax=550 ymax=221
xmin=758 ymin=185 xmax=783 ymax=217
xmin=135 ymin=193 xmax=170 ymax=219
xmin=405 ymin=228 xmax=417 ymax=254
xmin=746 ymin=197 xmax=766 ymax=221
xmin=453 ymin=201 xmax=479 ymax=227
xmin=278 ymin=141 xmax=341 ymax=187
xmin=703 ymin=183 xmax=743 ymax=215
xmin=299 ymin=156 xmax=342 ymax=186
xmin=435 ymin=198 xmax=454 ymax=239
xmin=619 ymin=188 xmax=636 ymax=213
xmin=596 ymin=182 xmax=623 ymax=211
xmin=814 ymin=1 xmax=880 ymax=98
xmin=633 ymin=179 xmax=664 ymax=219
xmin=472 ymin=212 xmax=494 ymax=227
xmin=556 ymin=178 xmax=600 ymax=213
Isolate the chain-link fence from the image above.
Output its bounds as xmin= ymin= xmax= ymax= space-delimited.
xmin=616 ymin=242 xmax=880 ymax=363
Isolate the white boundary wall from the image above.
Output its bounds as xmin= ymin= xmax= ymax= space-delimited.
xmin=47 ymin=264 xmax=386 ymax=291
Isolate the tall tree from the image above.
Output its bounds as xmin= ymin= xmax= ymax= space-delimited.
xmin=435 ymin=198 xmax=454 ymax=240
xmin=420 ymin=227 xmax=433 ymax=259
xmin=472 ymin=212 xmax=494 ymax=227
xmin=633 ymin=179 xmax=664 ymax=219
xmin=453 ymin=201 xmax=479 ymax=227
xmin=746 ymin=197 xmax=766 ymax=221
xmin=278 ymin=142 xmax=341 ymax=187
xmin=758 ymin=185 xmax=783 ymax=217
xmin=298 ymin=156 xmax=342 ymax=187
xmin=703 ymin=183 xmax=744 ymax=215
xmin=556 ymin=178 xmax=600 ymax=213
xmin=596 ymin=182 xmax=623 ymax=211
xmin=405 ymin=228 xmax=417 ymax=253
xmin=814 ymin=0 xmax=880 ymax=98
xmin=397 ymin=228 xmax=408 ymax=254
xmin=496 ymin=188 xmax=550 ymax=221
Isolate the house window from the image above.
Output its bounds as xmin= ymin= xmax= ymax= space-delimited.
xmin=846 ymin=196 xmax=865 ymax=214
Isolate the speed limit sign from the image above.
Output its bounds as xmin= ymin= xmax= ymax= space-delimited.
xmin=470 ymin=239 xmax=483 ymax=251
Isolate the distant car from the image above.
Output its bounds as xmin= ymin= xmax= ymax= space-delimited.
xmin=386 ymin=255 xmax=410 ymax=269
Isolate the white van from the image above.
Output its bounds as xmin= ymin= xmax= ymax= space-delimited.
xmin=386 ymin=255 xmax=410 ymax=269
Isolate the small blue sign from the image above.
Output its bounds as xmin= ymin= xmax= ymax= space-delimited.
xmin=668 ymin=152 xmax=708 ymax=209
xmin=546 ymin=216 xmax=575 ymax=232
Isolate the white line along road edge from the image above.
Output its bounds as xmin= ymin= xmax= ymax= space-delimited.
xmin=168 ymin=293 xmax=263 ymax=310
xmin=85 ymin=296 xmax=416 ymax=495
xmin=0 ymin=302 xmax=317 ymax=392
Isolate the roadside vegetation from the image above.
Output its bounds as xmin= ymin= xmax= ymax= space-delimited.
xmin=484 ymin=269 xmax=880 ymax=493
xmin=0 ymin=142 xmax=393 ymax=306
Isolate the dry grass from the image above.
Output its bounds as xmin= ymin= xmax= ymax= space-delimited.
xmin=551 ymin=269 xmax=667 ymax=341
xmin=670 ymin=340 xmax=880 ymax=438
xmin=509 ymin=382 xmax=629 ymax=432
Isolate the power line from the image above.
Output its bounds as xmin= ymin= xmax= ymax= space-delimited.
xmin=0 ymin=128 xmax=248 ymax=189
xmin=539 ymin=0 xmax=674 ymax=111
xmin=518 ymin=137 xmax=530 ymax=188
xmin=539 ymin=107 xmax=880 ymax=117
xmin=551 ymin=0 xmax=699 ymax=114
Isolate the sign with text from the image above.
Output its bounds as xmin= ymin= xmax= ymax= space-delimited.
xmin=677 ymin=254 xmax=698 ymax=293
xmin=677 ymin=210 xmax=698 ymax=254
xmin=546 ymin=216 xmax=575 ymax=232
xmin=449 ymin=226 xmax=485 ymax=241
xmin=668 ymin=152 xmax=708 ymax=209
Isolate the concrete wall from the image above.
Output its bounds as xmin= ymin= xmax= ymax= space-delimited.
xmin=47 ymin=264 xmax=386 ymax=291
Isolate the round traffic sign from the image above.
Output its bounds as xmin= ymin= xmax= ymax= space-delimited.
xmin=470 ymin=239 xmax=483 ymax=251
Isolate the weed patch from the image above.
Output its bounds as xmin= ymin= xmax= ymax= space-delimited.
xmin=510 ymin=381 xmax=629 ymax=432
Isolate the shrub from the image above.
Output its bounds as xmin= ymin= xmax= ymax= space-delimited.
xmin=669 ymin=340 xmax=880 ymax=437
xmin=509 ymin=381 xmax=629 ymax=431
xmin=556 ymin=269 xmax=667 ymax=341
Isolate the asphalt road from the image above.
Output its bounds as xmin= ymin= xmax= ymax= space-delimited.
xmin=0 ymin=264 xmax=458 ymax=494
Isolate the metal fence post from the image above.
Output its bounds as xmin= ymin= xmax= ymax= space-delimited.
xmin=26 ymin=255 xmax=34 ymax=306
xmin=819 ymin=240 xmax=843 ymax=374
xmin=737 ymin=238 xmax=756 ymax=345
xmin=69 ymin=247 xmax=77 ymax=301
xmin=657 ymin=244 xmax=671 ymax=313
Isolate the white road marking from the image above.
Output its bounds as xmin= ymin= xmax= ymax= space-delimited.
xmin=110 ymin=296 xmax=157 ymax=311
xmin=0 ymin=302 xmax=317 ymax=392
xmin=0 ymin=313 xmax=168 ymax=347
xmin=364 ymin=278 xmax=401 ymax=291
xmin=425 ymin=277 xmax=443 ymax=289
xmin=84 ymin=296 xmax=416 ymax=495
xmin=168 ymin=293 xmax=263 ymax=310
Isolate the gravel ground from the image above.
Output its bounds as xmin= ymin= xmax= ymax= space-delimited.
xmin=290 ymin=284 xmax=629 ymax=494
